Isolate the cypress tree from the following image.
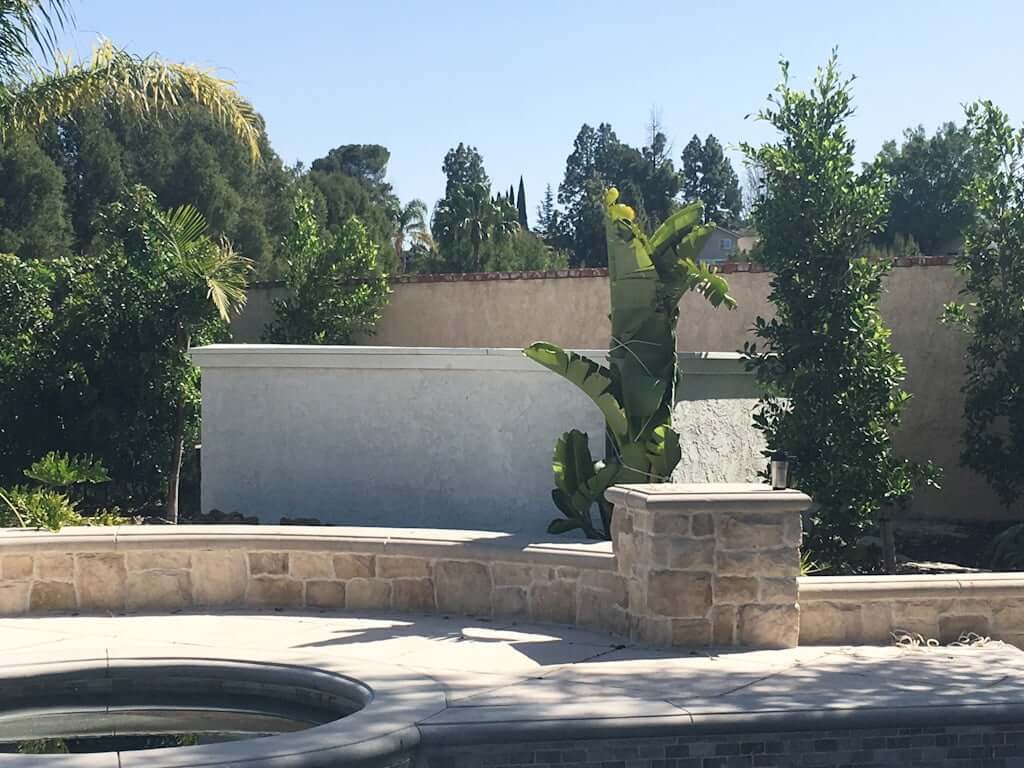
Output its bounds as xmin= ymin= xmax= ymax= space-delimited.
xmin=517 ymin=176 xmax=529 ymax=229
xmin=509 ymin=184 xmax=515 ymax=205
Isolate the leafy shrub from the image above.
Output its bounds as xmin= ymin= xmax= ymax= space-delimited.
xmin=989 ymin=523 xmax=1024 ymax=571
xmin=264 ymin=192 xmax=390 ymax=344
xmin=0 ymin=452 xmax=126 ymax=530
xmin=741 ymin=55 xmax=939 ymax=570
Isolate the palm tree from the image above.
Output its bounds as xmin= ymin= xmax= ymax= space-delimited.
xmin=153 ymin=204 xmax=251 ymax=523
xmin=0 ymin=1 xmax=261 ymax=160
xmin=391 ymin=199 xmax=428 ymax=273
xmin=434 ymin=183 xmax=519 ymax=271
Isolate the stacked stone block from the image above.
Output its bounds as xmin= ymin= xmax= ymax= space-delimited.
xmin=606 ymin=483 xmax=806 ymax=649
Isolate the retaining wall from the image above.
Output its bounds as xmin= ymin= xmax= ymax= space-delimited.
xmin=798 ymin=573 xmax=1024 ymax=646
xmin=1 ymin=485 xmax=1021 ymax=650
xmin=0 ymin=483 xmax=808 ymax=649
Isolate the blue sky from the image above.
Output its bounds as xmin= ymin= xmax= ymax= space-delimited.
xmin=59 ymin=1 xmax=1023 ymax=218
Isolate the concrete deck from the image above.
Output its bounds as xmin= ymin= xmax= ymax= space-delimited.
xmin=3 ymin=609 xmax=1024 ymax=755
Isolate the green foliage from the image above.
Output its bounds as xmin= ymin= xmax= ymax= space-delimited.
xmin=989 ymin=523 xmax=1024 ymax=570
xmin=943 ymin=101 xmax=1024 ymax=509
xmin=479 ymin=230 xmax=568 ymax=272
xmin=525 ymin=190 xmax=734 ymax=538
xmin=861 ymin=232 xmax=923 ymax=262
xmin=24 ymin=451 xmax=109 ymax=486
xmin=0 ymin=253 xmax=60 ymax=475
xmin=0 ymin=186 xmax=248 ymax=517
xmin=876 ymin=122 xmax=978 ymax=254
xmin=391 ymin=198 xmax=429 ymax=273
xmin=741 ymin=54 xmax=938 ymax=570
xmin=44 ymin=104 xmax=292 ymax=278
xmin=304 ymin=143 xmax=399 ymax=249
xmin=0 ymin=451 xmax=125 ymax=531
xmin=558 ymin=122 xmax=684 ymax=267
xmin=681 ymin=134 xmax=742 ymax=227
xmin=0 ymin=135 xmax=72 ymax=259
xmin=265 ymin=192 xmax=390 ymax=344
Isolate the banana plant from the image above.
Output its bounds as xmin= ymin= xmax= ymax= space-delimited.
xmin=524 ymin=189 xmax=735 ymax=538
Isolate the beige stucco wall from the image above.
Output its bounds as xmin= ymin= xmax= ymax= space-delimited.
xmin=234 ymin=264 xmax=1003 ymax=522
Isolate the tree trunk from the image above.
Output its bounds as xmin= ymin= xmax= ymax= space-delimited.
xmin=164 ymin=328 xmax=189 ymax=524
xmin=879 ymin=506 xmax=897 ymax=574
xmin=164 ymin=398 xmax=186 ymax=524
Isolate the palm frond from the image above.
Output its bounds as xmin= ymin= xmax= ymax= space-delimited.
xmin=157 ymin=204 xmax=208 ymax=260
xmin=2 ymin=39 xmax=261 ymax=161
xmin=192 ymin=238 xmax=252 ymax=322
xmin=0 ymin=0 xmax=72 ymax=81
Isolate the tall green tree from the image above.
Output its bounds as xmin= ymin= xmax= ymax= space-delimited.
xmin=42 ymin=104 xmax=292 ymax=277
xmin=681 ymin=134 xmax=742 ymax=227
xmin=440 ymin=142 xmax=489 ymax=196
xmin=876 ymin=122 xmax=978 ymax=254
xmin=558 ymin=122 xmax=682 ymax=266
xmin=559 ymin=123 xmax=643 ymax=266
xmin=0 ymin=134 xmax=71 ymax=259
xmin=638 ymin=128 xmax=682 ymax=225
xmin=741 ymin=55 xmax=937 ymax=571
xmin=303 ymin=143 xmax=399 ymax=251
xmin=431 ymin=143 xmax=520 ymax=271
xmin=943 ymin=102 xmax=1024 ymax=508
xmin=535 ymin=182 xmax=571 ymax=255
xmin=517 ymin=176 xmax=528 ymax=229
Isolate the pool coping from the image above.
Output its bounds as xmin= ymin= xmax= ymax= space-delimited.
xmin=0 ymin=655 xmax=444 ymax=768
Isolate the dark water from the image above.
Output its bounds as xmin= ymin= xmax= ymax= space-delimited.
xmin=8 ymin=732 xmax=272 ymax=754
xmin=0 ymin=704 xmax=324 ymax=754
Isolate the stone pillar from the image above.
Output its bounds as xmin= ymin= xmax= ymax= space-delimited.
xmin=605 ymin=483 xmax=808 ymax=649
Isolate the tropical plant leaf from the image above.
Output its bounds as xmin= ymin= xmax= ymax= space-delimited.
xmin=648 ymin=201 xmax=705 ymax=267
xmin=550 ymin=430 xmax=620 ymax=539
xmin=645 ymin=423 xmax=682 ymax=482
xmin=524 ymin=343 xmax=628 ymax=442
xmin=157 ymin=204 xmax=208 ymax=259
xmin=547 ymin=517 xmax=584 ymax=535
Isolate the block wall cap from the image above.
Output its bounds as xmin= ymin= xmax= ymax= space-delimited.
xmin=605 ymin=483 xmax=811 ymax=512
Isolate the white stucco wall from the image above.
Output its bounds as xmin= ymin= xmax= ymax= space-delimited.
xmin=191 ymin=346 xmax=764 ymax=533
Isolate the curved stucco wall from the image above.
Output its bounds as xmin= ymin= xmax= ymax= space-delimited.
xmin=191 ymin=346 xmax=765 ymax=533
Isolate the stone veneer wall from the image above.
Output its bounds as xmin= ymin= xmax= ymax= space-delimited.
xmin=798 ymin=573 xmax=1024 ymax=646
xmin=0 ymin=527 xmax=628 ymax=634
xmin=4 ymin=485 xmax=1024 ymax=650
xmin=608 ymin=485 xmax=803 ymax=649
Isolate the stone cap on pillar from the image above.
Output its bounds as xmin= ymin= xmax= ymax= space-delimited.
xmin=605 ymin=483 xmax=811 ymax=514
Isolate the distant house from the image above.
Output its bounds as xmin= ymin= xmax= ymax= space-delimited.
xmin=697 ymin=227 xmax=743 ymax=263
